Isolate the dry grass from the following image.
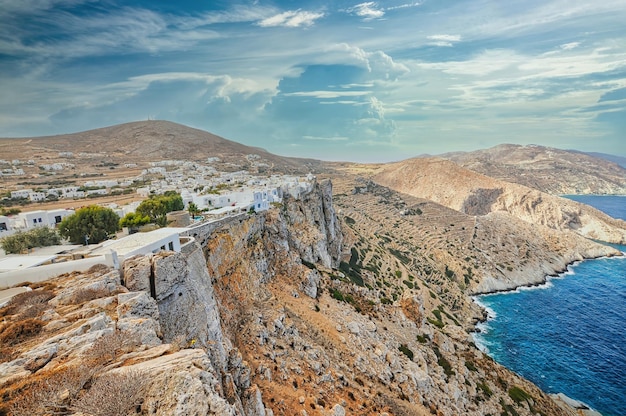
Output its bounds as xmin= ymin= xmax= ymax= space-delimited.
xmin=3 ymin=364 xmax=93 ymax=416
xmin=70 ymin=370 xmax=146 ymax=416
xmin=0 ymin=289 xmax=54 ymax=319
xmin=70 ymin=287 xmax=112 ymax=304
xmin=85 ymin=330 xmax=141 ymax=366
xmin=0 ymin=318 xmax=44 ymax=347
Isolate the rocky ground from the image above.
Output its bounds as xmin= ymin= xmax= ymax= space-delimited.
xmin=1 ymin=178 xmax=620 ymax=415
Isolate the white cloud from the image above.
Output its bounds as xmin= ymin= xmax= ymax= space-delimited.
xmin=346 ymin=2 xmax=385 ymax=21
xmin=258 ymin=10 xmax=324 ymax=28
xmin=387 ymin=2 xmax=421 ymax=11
xmin=427 ymin=34 xmax=461 ymax=47
xmin=284 ymin=91 xmax=370 ymax=99
xmin=417 ymin=49 xmax=523 ymax=76
xmin=325 ymin=44 xmax=409 ymax=79
xmin=560 ymin=42 xmax=580 ymax=50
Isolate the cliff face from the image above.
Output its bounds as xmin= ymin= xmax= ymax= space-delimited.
xmin=0 ymin=178 xmax=597 ymax=416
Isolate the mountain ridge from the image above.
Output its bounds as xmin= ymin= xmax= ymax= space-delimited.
xmin=438 ymin=143 xmax=626 ymax=195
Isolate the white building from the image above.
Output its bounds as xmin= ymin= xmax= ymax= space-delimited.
xmin=92 ymin=227 xmax=187 ymax=258
xmin=29 ymin=192 xmax=46 ymax=202
xmin=0 ymin=215 xmax=13 ymax=236
xmin=14 ymin=209 xmax=74 ymax=230
xmin=10 ymin=189 xmax=32 ymax=199
xmin=46 ymin=209 xmax=74 ymax=227
xmin=18 ymin=211 xmax=47 ymax=229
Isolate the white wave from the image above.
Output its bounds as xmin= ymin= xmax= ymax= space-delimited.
xmin=471 ymin=296 xmax=497 ymax=319
xmin=472 ymin=332 xmax=490 ymax=354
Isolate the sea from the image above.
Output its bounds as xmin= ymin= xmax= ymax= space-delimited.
xmin=473 ymin=195 xmax=626 ymax=416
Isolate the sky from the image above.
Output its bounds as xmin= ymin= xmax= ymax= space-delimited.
xmin=1 ymin=0 xmax=625 ymax=162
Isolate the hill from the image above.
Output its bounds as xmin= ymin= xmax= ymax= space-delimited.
xmin=0 ymin=120 xmax=321 ymax=174
xmin=372 ymin=157 xmax=626 ymax=245
xmin=583 ymin=151 xmax=626 ymax=168
xmin=439 ymin=144 xmax=626 ymax=195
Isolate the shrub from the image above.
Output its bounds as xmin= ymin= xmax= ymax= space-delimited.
xmin=8 ymin=364 xmax=93 ymax=416
xmin=477 ymin=381 xmax=493 ymax=398
xmin=416 ymin=334 xmax=429 ymax=344
xmin=508 ymin=386 xmax=532 ymax=404
xmin=86 ymin=331 xmax=141 ymax=366
xmin=2 ymin=289 xmax=54 ymax=318
xmin=399 ymin=344 xmax=414 ymax=360
xmin=71 ymin=370 xmax=146 ymax=416
xmin=330 ymin=288 xmax=345 ymax=302
xmin=0 ymin=227 xmax=60 ymax=254
xmin=0 ymin=318 xmax=44 ymax=346
xmin=432 ymin=346 xmax=455 ymax=378
xmin=465 ymin=360 xmax=478 ymax=372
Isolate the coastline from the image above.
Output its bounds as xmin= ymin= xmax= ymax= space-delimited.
xmin=469 ymin=250 xmax=624 ymax=297
xmin=470 ymin=252 xmax=626 ymax=416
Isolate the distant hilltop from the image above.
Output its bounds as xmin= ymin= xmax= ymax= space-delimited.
xmin=0 ymin=120 xmax=323 ymax=174
xmin=439 ymin=143 xmax=626 ymax=195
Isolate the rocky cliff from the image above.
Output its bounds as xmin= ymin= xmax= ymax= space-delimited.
xmin=0 ymin=178 xmax=600 ymax=416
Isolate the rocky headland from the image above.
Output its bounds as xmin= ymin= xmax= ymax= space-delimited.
xmin=2 ymin=177 xmax=622 ymax=415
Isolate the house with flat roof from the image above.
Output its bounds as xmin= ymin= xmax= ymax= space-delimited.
xmin=91 ymin=227 xmax=188 ymax=259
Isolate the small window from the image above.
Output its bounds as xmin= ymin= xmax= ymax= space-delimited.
xmin=33 ymin=219 xmax=37 ymax=224
xmin=38 ymin=218 xmax=42 ymax=223
xmin=168 ymin=241 xmax=174 ymax=251
xmin=55 ymin=215 xmax=62 ymax=223
xmin=0 ymin=222 xmax=7 ymax=231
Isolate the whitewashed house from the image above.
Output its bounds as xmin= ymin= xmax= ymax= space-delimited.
xmin=46 ymin=209 xmax=74 ymax=227
xmin=29 ymin=192 xmax=46 ymax=202
xmin=0 ymin=215 xmax=13 ymax=236
xmin=10 ymin=189 xmax=32 ymax=199
xmin=18 ymin=211 xmax=47 ymax=229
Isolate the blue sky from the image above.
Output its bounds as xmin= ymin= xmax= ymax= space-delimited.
xmin=1 ymin=0 xmax=625 ymax=161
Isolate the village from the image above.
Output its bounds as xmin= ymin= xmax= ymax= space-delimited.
xmin=0 ymin=154 xmax=316 ymax=290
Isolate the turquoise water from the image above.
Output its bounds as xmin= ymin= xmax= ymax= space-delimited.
xmin=474 ymin=195 xmax=626 ymax=416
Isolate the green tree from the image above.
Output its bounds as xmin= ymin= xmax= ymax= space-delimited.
xmin=1 ymin=226 xmax=60 ymax=254
xmin=59 ymin=206 xmax=120 ymax=245
xmin=119 ymin=212 xmax=151 ymax=229
xmin=187 ymin=202 xmax=199 ymax=218
xmin=135 ymin=192 xmax=184 ymax=227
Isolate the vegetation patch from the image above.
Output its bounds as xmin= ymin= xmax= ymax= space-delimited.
xmin=432 ymin=346 xmax=455 ymax=378
xmin=0 ymin=318 xmax=44 ymax=346
xmin=388 ymin=248 xmax=411 ymax=265
xmin=0 ymin=227 xmax=60 ymax=254
xmin=477 ymin=381 xmax=493 ymax=398
xmin=416 ymin=334 xmax=429 ymax=344
xmin=398 ymin=344 xmax=414 ymax=360
xmin=508 ymin=386 xmax=532 ymax=404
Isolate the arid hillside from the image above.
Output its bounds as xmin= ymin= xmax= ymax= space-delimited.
xmin=440 ymin=144 xmax=626 ymax=195
xmin=372 ymin=158 xmax=626 ymax=244
xmin=0 ymin=120 xmax=322 ymax=174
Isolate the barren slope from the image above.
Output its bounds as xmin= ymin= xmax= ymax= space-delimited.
xmin=441 ymin=144 xmax=626 ymax=195
xmin=373 ymin=158 xmax=626 ymax=244
xmin=0 ymin=120 xmax=321 ymax=173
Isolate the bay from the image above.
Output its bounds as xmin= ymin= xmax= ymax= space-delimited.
xmin=474 ymin=195 xmax=626 ymax=416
